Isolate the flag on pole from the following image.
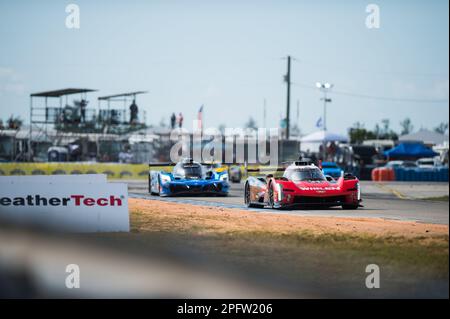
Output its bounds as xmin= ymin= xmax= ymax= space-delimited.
xmin=316 ymin=117 xmax=323 ymax=128
xmin=197 ymin=105 xmax=204 ymax=130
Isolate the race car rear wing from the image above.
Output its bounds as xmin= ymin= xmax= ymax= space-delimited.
xmin=149 ymin=161 xmax=236 ymax=167
xmin=148 ymin=162 xmax=177 ymax=167
xmin=246 ymin=167 xmax=286 ymax=173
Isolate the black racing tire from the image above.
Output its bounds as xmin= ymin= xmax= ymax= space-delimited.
xmin=342 ymin=204 xmax=359 ymax=210
xmin=149 ymin=174 xmax=160 ymax=196
xmin=244 ymin=183 xmax=258 ymax=208
xmin=216 ymin=193 xmax=228 ymax=197
xmin=148 ymin=174 xmax=152 ymax=194
xmin=268 ymin=182 xmax=275 ymax=209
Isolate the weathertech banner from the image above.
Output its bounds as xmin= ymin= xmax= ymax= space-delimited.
xmin=0 ymin=176 xmax=129 ymax=232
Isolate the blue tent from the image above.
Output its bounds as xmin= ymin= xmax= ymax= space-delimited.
xmin=384 ymin=142 xmax=438 ymax=159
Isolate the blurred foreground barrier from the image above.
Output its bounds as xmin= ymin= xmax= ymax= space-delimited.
xmin=0 ymin=175 xmax=129 ymax=232
xmin=393 ymin=167 xmax=449 ymax=182
xmin=0 ymin=162 xmax=149 ymax=179
xmin=0 ymin=225 xmax=292 ymax=298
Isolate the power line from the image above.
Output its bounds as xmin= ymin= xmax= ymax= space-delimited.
xmin=291 ymin=82 xmax=449 ymax=104
xmin=331 ymin=90 xmax=448 ymax=103
xmin=292 ymin=58 xmax=449 ymax=78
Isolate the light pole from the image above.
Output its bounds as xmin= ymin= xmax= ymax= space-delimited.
xmin=285 ymin=56 xmax=291 ymax=139
xmin=315 ymin=82 xmax=333 ymax=131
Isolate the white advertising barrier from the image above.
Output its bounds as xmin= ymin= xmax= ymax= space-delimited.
xmin=0 ymin=174 xmax=107 ymax=184
xmin=0 ymin=176 xmax=129 ymax=232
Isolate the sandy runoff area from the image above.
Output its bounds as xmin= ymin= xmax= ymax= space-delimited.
xmin=129 ymin=198 xmax=448 ymax=238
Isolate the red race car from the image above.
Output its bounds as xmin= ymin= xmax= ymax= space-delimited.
xmin=244 ymin=161 xmax=361 ymax=210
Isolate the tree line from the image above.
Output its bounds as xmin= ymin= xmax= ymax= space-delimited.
xmin=349 ymin=118 xmax=448 ymax=144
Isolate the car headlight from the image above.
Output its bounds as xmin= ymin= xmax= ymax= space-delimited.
xmin=220 ymin=173 xmax=229 ymax=181
xmin=160 ymin=174 xmax=172 ymax=184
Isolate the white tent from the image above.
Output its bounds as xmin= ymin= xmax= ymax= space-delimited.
xmin=399 ymin=129 xmax=449 ymax=146
xmin=300 ymin=130 xmax=348 ymax=143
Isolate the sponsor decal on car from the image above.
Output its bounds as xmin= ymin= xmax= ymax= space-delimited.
xmin=298 ymin=187 xmax=341 ymax=191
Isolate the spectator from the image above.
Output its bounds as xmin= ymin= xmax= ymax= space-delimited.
xmin=74 ymin=99 xmax=88 ymax=123
xmin=177 ymin=112 xmax=184 ymax=128
xmin=129 ymin=99 xmax=138 ymax=124
xmin=318 ymin=144 xmax=324 ymax=161
xmin=80 ymin=99 xmax=88 ymax=123
xmin=327 ymin=142 xmax=337 ymax=161
xmin=170 ymin=113 xmax=176 ymax=129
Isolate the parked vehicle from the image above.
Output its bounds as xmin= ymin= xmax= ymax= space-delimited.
xmin=384 ymin=160 xmax=417 ymax=169
xmin=228 ymin=166 xmax=242 ymax=183
xmin=416 ymin=157 xmax=442 ymax=168
xmin=321 ymin=161 xmax=343 ymax=178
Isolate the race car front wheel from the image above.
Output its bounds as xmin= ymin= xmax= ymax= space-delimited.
xmin=149 ymin=174 xmax=160 ymax=196
xmin=148 ymin=174 xmax=152 ymax=194
xmin=342 ymin=204 xmax=359 ymax=210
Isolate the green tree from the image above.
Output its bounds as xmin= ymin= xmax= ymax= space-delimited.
xmin=375 ymin=119 xmax=398 ymax=140
xmin=291 ymin=124 xmax=301 ymax=137
xmin=373 ymin=123 xmax=381 ymax=139
xmin=7 ymin=115 xmax=22 ymax=130
xmin=434 ymin=122 xmax=449 ymax=135
xmin=399 ymin=118 xmax=414 ymax=135
xmin=159 ymin=117 xmax=167 ymax=128
xmin=381 ymin=118 xmax=390 ymax=135
xmin=348 ymin=122 xmax=376 ymax=144
xmin=244 ymin=117 xmax=258 ymax=130
xmin=218 ymin=124 xmax=226 ymax=135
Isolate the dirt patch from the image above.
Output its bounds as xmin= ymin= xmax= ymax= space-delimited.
xmin=129 ymin=198 xmax=448 ymax=239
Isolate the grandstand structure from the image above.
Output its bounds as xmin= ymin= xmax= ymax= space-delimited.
xmin=28 ymin=88 xmax=148 ymax=161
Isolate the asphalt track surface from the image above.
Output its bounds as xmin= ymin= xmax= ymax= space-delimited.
xmin=127 ymin=181 xmax=449 ymax=225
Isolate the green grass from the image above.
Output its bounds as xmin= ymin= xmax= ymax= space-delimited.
xmin=111 ymin=208 xmax=449 ymax=297
xmin=421 ymin=195 xmax=449 ymax=202
xmin=93 ymin=228 xmax=448 ymax=298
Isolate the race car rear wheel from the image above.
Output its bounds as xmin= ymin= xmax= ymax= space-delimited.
xmin=268 ymin=182 xmax=275 ymax=208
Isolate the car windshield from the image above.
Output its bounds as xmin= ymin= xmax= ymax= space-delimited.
xmin=403 ymin=162 xmax=417 ymax=167
xmin=286 ymin=168 xmax=326 ymax=182
xmin=182 ymin=165 xmax=203 ymax=178
xmin=322 ymin=164 xmax=338 ymax=169
xmin=203 ymin=163 xmax=220 ymax=170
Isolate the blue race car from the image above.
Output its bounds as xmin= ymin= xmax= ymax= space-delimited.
xmin=321 ymin=161 xmax=344 ymax=179
xmin=149 ymin=158 xmax=229 ymax=196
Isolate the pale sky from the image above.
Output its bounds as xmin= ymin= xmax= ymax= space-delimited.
xmin=0 ymin=0 xmax=448 ymax=135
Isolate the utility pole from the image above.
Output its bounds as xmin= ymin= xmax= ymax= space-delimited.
xmin=28 ymin=96 xmax=32 ymax=161
xmin=323 ymin=90 xmax=328 ymax=131
xmin=285 ymin=55 xmax=291 ymax=140
xmin=315 ymin=82 xmax=333 ymax=131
